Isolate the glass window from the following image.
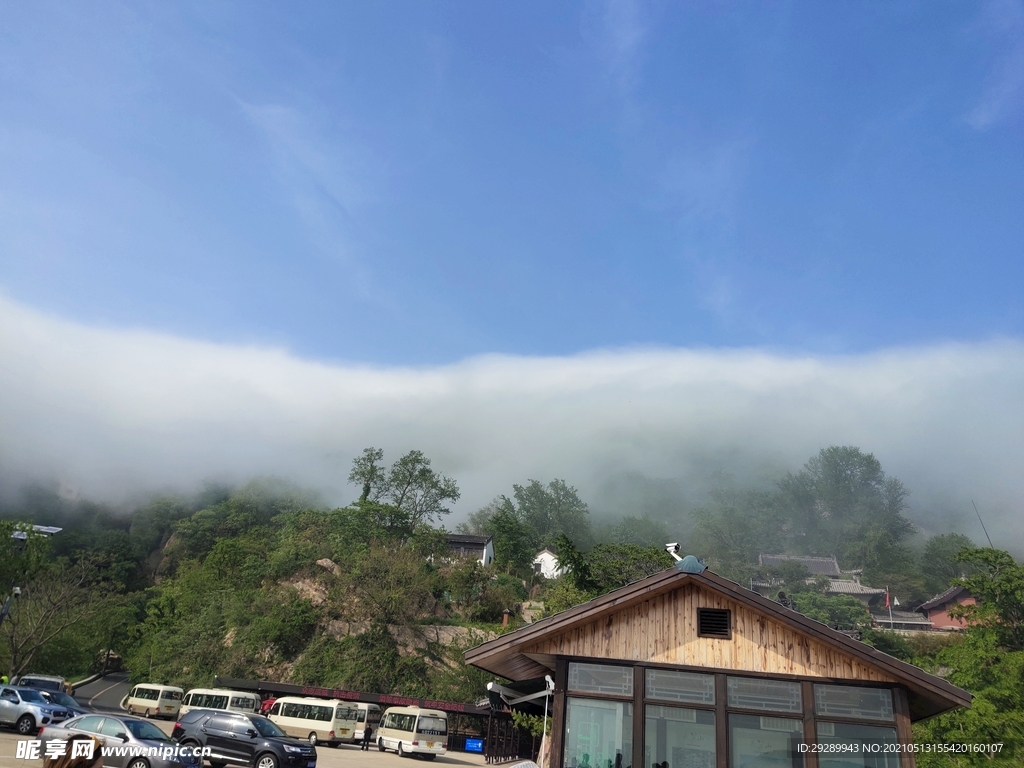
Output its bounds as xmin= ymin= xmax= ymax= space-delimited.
xmin=729 ymin=714 xmax=804 ymax=768
xmin=568 ymin=663 xmax=634 ymax=697
xmin=646 ymin=669 xmax=715 ymax=706
xmin=814 ymin=686 xmax=894 ymax=722
xmin=417 ymin=716 xmax=447 ymax=736
xmin=252 ymin=717 xmax=285 ymax=738
xmin=209 ymin=715 xmax=235 ymax=731
xmin=727 ymin=678 xmax=802 ymax=714
xmin=98 ymin=719 xmax=128 ymax=739
xmin=161 ymin=690 xmax=183 ymax=700
xmin=126 ymin=720 xmax=171 ymax=742
xmin=645 ymin=704 xmax=715 ymax=768
xmin=564 ymin=698 xmax=633 ymax=768
xmin=230 ymin=696 xmax=255 ymax=710
xmin=816 ymin=722 xmax=899 ymax=768
xmin=75 ymin=716 xmax=105 ymax=734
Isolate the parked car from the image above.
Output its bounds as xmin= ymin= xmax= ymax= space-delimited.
xmin=15 ymin=674 xmax=74 ymax=695
xmin=41 ymin=690 xmax=91 ymax=718
xmin=0 ymin=685 xmax=72 ymax=735
xmin=40 ymin=713 xmax=201 ymax=768
xmin=172 ymin=709 xmax=316 ymax=768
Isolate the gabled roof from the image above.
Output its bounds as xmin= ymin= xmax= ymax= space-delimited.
xmin=446 ymin=534 xmax=492 ymax=546
xmin=758 ymin=553 xmax=843 ymax=576
xmin=826 ymin=580 xmax=886 ymax=596
xmin=534 ymin=548 xmax=558 ymax=559
xmin=465 ymin=566 xmax=971 ymax=721
xmin=919 ymin=585 xmax=970 ymax=612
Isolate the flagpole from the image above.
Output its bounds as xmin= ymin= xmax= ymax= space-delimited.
xmin=887 ymin=586 xmax=893 ymax=630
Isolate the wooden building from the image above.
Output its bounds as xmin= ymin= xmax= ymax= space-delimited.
xmin=465 ymin=561 xmax=970 ymax=768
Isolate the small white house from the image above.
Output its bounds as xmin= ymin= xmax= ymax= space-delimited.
xmin=445 ymin=534 xmax=494 ymax=567
xmin=532 ymin=548 xmax=565 ymax=579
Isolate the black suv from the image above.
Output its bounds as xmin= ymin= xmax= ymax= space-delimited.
xmin=171 ymin=710 xmax=316 ymax=768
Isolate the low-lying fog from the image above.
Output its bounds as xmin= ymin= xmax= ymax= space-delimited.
xmin=1 ymin=295 xmax=1021 ymax=550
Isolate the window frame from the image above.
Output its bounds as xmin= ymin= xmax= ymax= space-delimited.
xmin=554 ymin=655 xmax=910 ymax=768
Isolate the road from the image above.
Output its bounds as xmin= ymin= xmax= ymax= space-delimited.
xmin=73 ymin=673 xmax=132 ymax=714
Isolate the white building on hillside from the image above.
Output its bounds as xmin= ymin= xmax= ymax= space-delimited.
xmin=532 ymin=548 xmax=565 ymax=579
xmin=445 ymin=534 xmax=494 ymax=567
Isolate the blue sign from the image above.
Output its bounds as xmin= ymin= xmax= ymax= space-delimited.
xmin=464 ymin=738 xmax=484 ymax=753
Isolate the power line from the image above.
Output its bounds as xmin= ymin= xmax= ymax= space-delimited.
xmin=971 ymin=500 xmax=994 ymax=548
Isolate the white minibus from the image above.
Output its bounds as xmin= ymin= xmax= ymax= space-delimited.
xmin=267 ymin=697 xmax=360 ymax=746
xmin=352 ymin=703 xmax=381 ymax=742
xmin=377 ymin=706 xmax=448 ymax=760
xmin=179 ymin=688 xmax=260 ymax=716
xmin=120 ymin=684 xmax=184 ymax=718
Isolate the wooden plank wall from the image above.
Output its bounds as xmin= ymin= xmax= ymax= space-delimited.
xmin=523 ymin=583 xmax=895 ymax=682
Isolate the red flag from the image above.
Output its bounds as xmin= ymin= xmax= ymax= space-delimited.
xmin=885 ymin=589 xmax=890 ymax=609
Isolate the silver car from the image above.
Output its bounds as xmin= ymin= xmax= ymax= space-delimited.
xmin=42 ymin=714 xmax=202 ymax=768
xmin=0 ymin=685 xmax=70 ymax=735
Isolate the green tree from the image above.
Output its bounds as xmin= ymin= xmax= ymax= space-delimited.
xmin=587 ymin=544 xmax=673 ymax=594
xmin=487 ymin=499 xmax=536 ymax=575
xmin=1 ymin=557 xmax=119 ymax=677
xmin=513 ymin=479 xmax=592 ymax=549
xmin=552 ymin=535 xmax=596 ymax=593
xmin=347 ymin=543 xmax=434 ymax=627
xmin=691 ymin=489 xmax=783 ymax=583
xmin=911 ymin=548 xmax=1024 ymax=764
xmin=608 ymin=516 xmax=670 ymax=548
xmin=952 ymin=548 xmax=1024 ymax=651
xmin=913 ymin=634 xmax=1024 ymax=765
xmin=791 ymin=593 xmax=871 ymax=631
xmin=348 ymin=448 xmax=460 ymax=528
xmin=920 ymin=534 xmax=976 ymax=596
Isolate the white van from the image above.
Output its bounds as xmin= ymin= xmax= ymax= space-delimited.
xmin=179 ymin=688 xmax=259 ymax=716
xmin=120 ymin=684 xmax=184 ymax=718
xmin=267 ymin=697 xmax=360 ymax=746
xmin=352 ymin=703 xmax=382 ymax=742
xmin=377 ymin=706 xmax=448 ymax=760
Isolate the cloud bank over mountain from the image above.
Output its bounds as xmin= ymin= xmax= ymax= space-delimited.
xmin=1 ymin=295 xmax=1021 ymax=548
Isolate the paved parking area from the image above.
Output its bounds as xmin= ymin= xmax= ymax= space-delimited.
xmin=0 ymin=730 xmax=493 ymax=768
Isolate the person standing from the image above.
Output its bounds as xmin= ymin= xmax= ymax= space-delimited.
xmin=361 ymin=723 xmax=373 ymax=751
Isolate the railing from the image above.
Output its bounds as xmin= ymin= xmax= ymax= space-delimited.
xmin=484 ymin=716 xmax=539 ymax=764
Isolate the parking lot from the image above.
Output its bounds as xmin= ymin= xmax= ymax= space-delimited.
xmin=0 ymin=726 xmax=495 ymax=768
xmin=0 ymin=677 xmax=509 ymax=768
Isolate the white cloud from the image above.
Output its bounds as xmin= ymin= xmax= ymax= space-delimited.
xmin=1 ymin=294 xmax=1022 ymax=549
xmin=966 ymin=0 xmax=1024 ymax=130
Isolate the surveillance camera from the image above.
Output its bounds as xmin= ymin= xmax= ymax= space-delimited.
xmin=665 ymin=542 xmax=679 ymax=553
xmin=11 ymin=587 xmax=21 ymax=597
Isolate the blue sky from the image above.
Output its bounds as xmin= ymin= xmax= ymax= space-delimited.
xmin=2 ymin=1 xmax=1022 ymax=364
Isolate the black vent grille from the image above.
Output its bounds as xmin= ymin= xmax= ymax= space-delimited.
xmin=697 ymin=608 xmax=731 ymax=639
